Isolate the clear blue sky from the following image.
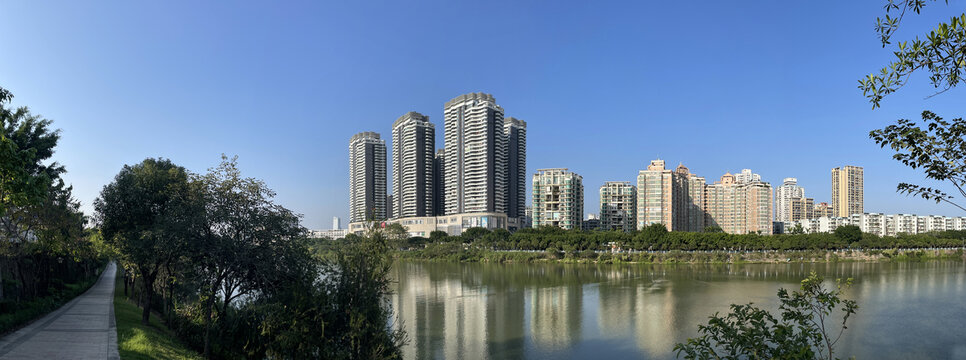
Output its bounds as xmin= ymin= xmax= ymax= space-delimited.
xmin=2 ymin=1 xmax=964 ymax=229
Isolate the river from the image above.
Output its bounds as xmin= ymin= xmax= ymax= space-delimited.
xmin=389 ymin=260 xmax=966 ymax=359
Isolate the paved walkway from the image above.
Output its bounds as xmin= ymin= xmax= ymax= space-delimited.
xmin=0 ymin=262 xmax=120 ymax=359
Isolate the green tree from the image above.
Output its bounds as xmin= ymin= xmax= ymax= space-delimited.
xmin=94 ymin=158 xmax=197 ymax=325
xmin=383 ymin=223 xmax=409 ymax=248
xmin=675 ymin=272 xmax=858 ymax=360
xmin=319 ymin=224 xmax=406 ymax=359
xmin=834 ymin=225 xmax=863 ymax=244
xmin=871 ymin=111 xmax=966 ymax=211
xmin=192 ymin=155 xmax=306 ymax=358
xmin=429 ymin=230 xmax=448 ymax=242
xmin=859 ymin=0 xmax=966 ymax=108
xmin=791 ymin=223 xmax=806 ymax=235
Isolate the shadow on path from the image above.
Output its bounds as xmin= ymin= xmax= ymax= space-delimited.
xmin=0 ymin=262 xmax=119 ymax=359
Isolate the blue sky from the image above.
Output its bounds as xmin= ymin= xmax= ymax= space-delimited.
xmin=2 ymin=1 xmax=965 ymax=229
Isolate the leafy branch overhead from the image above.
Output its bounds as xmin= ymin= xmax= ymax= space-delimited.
xmin=860 ymin=0 xmax=965 ymax=108
xmin=870 ymin=110 xmax=966 ymax=211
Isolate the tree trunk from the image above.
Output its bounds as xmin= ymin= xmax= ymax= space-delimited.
xmin=203 ymin=285 xmax=214 ymax=360
xmin=140 ymin=271 xmax=157 ymax=325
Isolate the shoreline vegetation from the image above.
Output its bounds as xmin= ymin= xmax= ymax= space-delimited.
xmin=395 ymin=246 xmax=966 ymax=264
xmin=113 ymin=269 xmax=202 ymax=360
xmin=311 ymin=225 xmax=966 ymax=265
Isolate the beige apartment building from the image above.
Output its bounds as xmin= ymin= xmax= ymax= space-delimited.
xmin=636 ymin=160 xmax=704 ymax=231
xmin=831 ymin=165 xmax=863 ymax=217
xmin=599 ymin=181 xmax=636 ymax=231
xmin=532 ymin=168 xmax=584 ymax=230
xmin=704 ymin=173 xmax=773 ymax=235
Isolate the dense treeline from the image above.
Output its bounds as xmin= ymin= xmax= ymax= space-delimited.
xmin=97 ymin=156 xmax=404 ymax=359
xmin=363 ymin=223 xmax=966 ymax=255
xmin=0 ymin=87 xmax=108 ymax=332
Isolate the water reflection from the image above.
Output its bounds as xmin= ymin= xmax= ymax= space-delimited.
xmin=390 ymin=261 xmax=966 ymax=359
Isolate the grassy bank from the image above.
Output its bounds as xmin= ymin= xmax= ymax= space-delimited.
xmin=113 ymin=270 xmax=202 ymax=360
xmin=0 ymin=265 xmax=103 ymax=335
xmin=396 ymin=244 xmax=966 ymax=264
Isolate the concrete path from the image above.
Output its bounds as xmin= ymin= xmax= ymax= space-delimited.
xmin=0 ymin=262 xmax=120 ymax=359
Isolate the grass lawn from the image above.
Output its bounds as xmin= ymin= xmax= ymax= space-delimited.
xmin=113 ymin=270 xmax=202 ymax=360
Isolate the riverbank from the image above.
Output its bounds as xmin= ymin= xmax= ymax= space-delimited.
xmin=395 ymin=244 xmax=966 ymax=264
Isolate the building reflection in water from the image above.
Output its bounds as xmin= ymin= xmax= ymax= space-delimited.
xmin=392 ymin=260 xmax=966 ymax=359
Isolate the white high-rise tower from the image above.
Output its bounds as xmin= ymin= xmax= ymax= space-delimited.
xmin=443 ymin=93 xmax=507 ymax=215
xmin=348 ymin=132 xmax=387 ymax=223
xmin=775 ymin=178 xmax=805 ymax=222
xmin=392 ymin=112 xmax=435 ymax=218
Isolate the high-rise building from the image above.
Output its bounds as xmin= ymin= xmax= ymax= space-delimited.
xmin=636 ymin=160 xmax=704 ymax=231
xmin=705 ymin=173 xmax=773 ymax=234
xmin=678 ymin=164 xmax=706 ymax=232
xmin=505 ymin=117 xmax=527 ymax=220
xmin=600 ymin=181 xmax=637 ymax=231
xmin=775 ymin=178 xmax=805 ymax=222
xmin=392 ymin=112 xmax=435 ymax=219
xmin=349 ymin=131 xmax=387 ymax=223
xmin=734 ymin=169 xmax=762 ymax=184
xmin=444 ymin=93 xmax=507 ymax=215
xmin=332 ymin=216 xmax=341 ymax=230
xmin=433 ymin=149 xmax=445 ymax=216
xmin=532 ymin=168 xmax=584 ymax=230
xmin=637 ymin=160 xmax=679 ymax=230
xmin=831 ymin=165 xmax=864 ymax=217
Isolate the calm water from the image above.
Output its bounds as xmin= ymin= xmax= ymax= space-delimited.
xmin=389 ymin=260 xmax=966 ymax=359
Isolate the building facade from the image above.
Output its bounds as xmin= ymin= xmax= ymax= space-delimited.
xmin=832 ymin=165 xmax=864 ymax=217
xmin=349 ymin=131 xmax=387 ymax=223
xmin=600 ymin=181 xmax=637 ymax=231
xmin=433 ymin=149 xmax=446 ymax=216
xmin=636 ymin=160 xmax=704 ymax=232
xmin=705 ymin=173 xmax=773 ymax=235
xmin=532 ymin=168 xmax=584 ymax=230
xmin=443 ymin=93 xmax=507 ymax=215
xmin=775 ymin=178 xmax=805 ymax=222
xmin=734 ymin=169 xmax=762 ymax=184
xmin=392 ymin=112 xmax=435 ymax=219
xmin=505 ymin=117 xmax=527 ymax=221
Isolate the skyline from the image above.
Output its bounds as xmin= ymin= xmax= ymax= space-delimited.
xmin=2 ymin=1 xmax=966 ymax=229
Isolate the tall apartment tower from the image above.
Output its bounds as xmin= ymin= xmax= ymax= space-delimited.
xmin=831 ymin=166 xmax=864 ymax=217
xmin=348 ymin=131 xmax=387 ymax=223
xmin=705 ymin=173 xmax=773 ymax=235
xmin=678 ymin=164 xmax=706 ymax=232
xmin=636 ymin=160 xmax=704 ymax=231
xmin=600 ymin=181 xmax=636 ymax=231
xmin=637 ymin=160 xmax=679 ymax=230
xmin=391 ymin=112 xmax=435 ymax=219
xmin=505 ymin=117 xmax=527 ymax=220
xmin=775 ymin=178 xmax=805 ymax=222
xmin=332 ymin=216 xmax=341 ymax=230
xmin=443 ymin=93 xmax=507 ymax=215
xmin=433 ymin=149 xmax=445 ymax=216
xmin=532 ymin=168 xmax=583 ymax=230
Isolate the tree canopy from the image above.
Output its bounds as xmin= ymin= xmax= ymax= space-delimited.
xmin=859 ymin=0 xmax=966 ymax=108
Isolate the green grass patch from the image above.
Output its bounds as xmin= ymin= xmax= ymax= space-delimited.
xmin=113 ymin=270 xmax=202 ymax=360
